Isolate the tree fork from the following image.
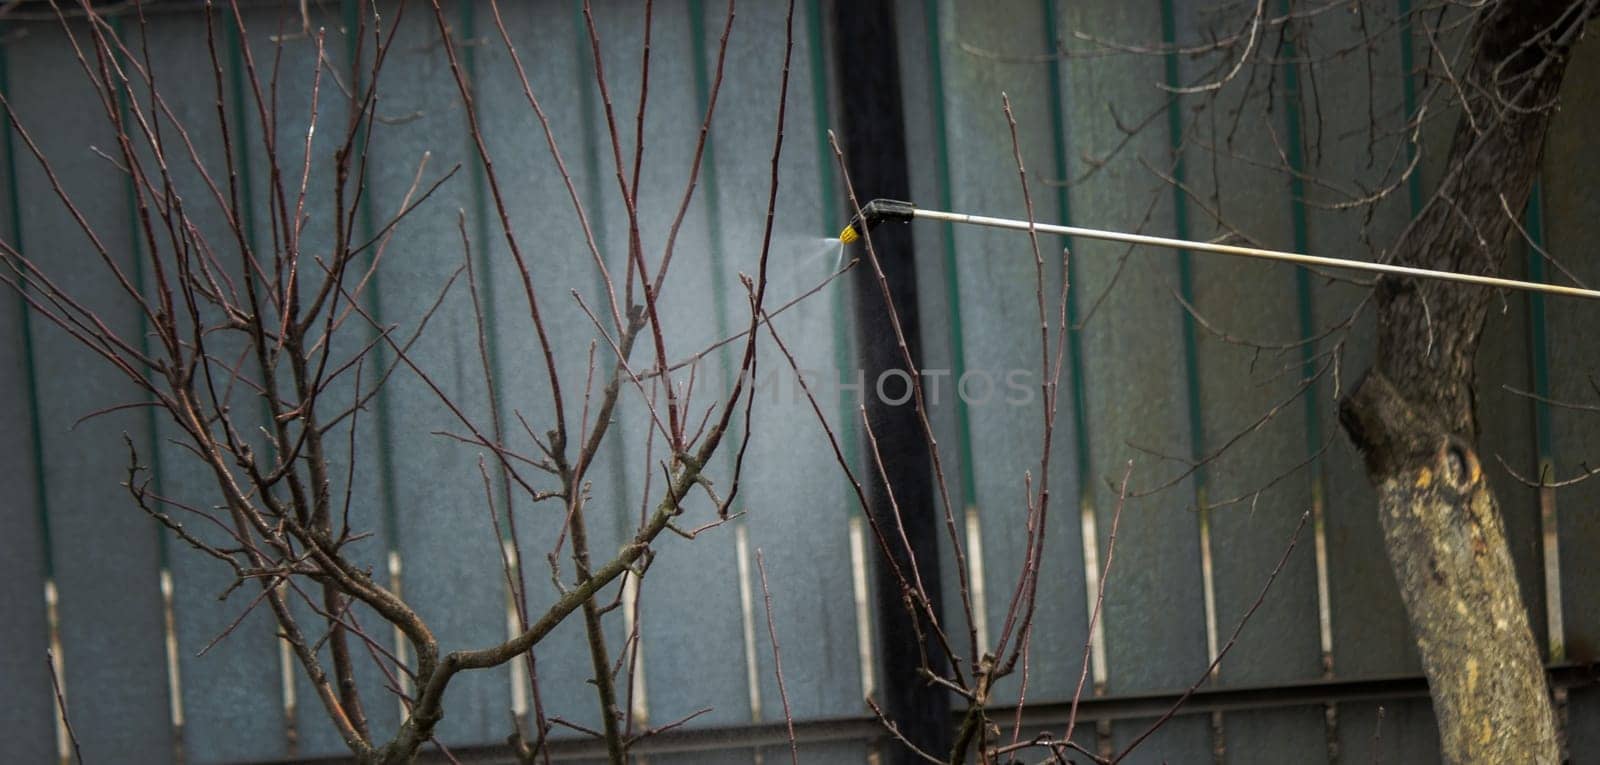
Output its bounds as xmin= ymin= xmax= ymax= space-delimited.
xmin=1339 ymin=1 xmax=1593 ymax=761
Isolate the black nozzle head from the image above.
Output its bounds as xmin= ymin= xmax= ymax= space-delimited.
xmin=838 ymin=199 xmax=915 ymax=244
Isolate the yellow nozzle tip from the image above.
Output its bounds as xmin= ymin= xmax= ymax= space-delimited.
xmin=838 ymin=225 xmax=859 ymax=245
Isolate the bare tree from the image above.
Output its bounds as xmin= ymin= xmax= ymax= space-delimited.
xmin=1 ymin=0 xmax=806 ymax=761
xmin=4 ymin=1 xmax=1295 ymax=761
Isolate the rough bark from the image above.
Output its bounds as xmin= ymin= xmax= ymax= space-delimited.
xmin=1338 ymin=1 xmax=1593 ymax=762
xmin=1342 ymin=375 xmax=1558 ymax=762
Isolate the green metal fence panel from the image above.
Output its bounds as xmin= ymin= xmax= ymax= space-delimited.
xmin=137 ymin=11 xmax=292 ymax=762
xmin=467 ymin=0 xmax=635 ymax=740
xmin=1224 ymin=707 xmax=1328 ymax=763
xmin=0 ymin=56 xmax=55 ymax=758
xmin=1542 ymin=17 xmax=1600 ymax=759
xmin=589 ymin=0 xmax=756 ymax=733
xmin=1108 ymin=714 xmax=1213 ymax=765
xmin=1169 ymin=0 xmax=1325 ymax=691
xmin=1336 ymin=700 xmax=1442 ymax=762
xmin=1545 ymin=23 xmax=1600 ymax=673
xmin=1298 ymin=2 xmax=1421 ymax=681
xmin=6 ymin=19 xmax=175 ymax=763
xmin=216 ymin=4 xmax=409 ymax=756
xmin=920 ymin=0 xmax=1093 ymax=706
xmin=1058 ymin=0 xmax=1215 ymax=703
xmin=706 ymin=0 xmax=865 ymax=723
xmin=360 ymin=0 xmax=514 ymax=746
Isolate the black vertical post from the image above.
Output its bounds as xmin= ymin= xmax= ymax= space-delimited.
xmin=829 ymin=2 xmax=952 ymax=762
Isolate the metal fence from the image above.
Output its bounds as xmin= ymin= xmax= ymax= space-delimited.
xmin=1 ymin=1 xmax=1596 ymax=763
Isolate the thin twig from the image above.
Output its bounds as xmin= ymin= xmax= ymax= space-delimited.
xmin=755 ymin=550 xmax=800 ymax=765
xmin=46 ymin=649 xmax=84 ymax=765
xmin=1112 ymin=510 xmax=1312 ymax=763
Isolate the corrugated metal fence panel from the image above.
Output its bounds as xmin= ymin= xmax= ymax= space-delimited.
xmin=1050 ymin=0 xmax=1214 ymax=754
xmin=700 ymin=0 xmax=866 ymax=735
xmin=471 ymin=0 xmax=632 ymax=741
xmin=1051 ymin=0 xmax=1210 ymax=708
xmin=587 ymin=0 xmax=755 ymax=737
xmin=6 ymin=19 xmax=175 ymax=763
xmin=1542 ymin=19 xmax=1600 ymax=758
xmin=1299 ymin=2 xmax=1420 ymax=682
xmin=357 ymin=0 xmax=513 ymax=747
xmin=925 ymin=0 xmax=1092 ymax=709
xmin=2 ymin=1 xmax=1597 ymax=762
xmin=1336 ymin=699 xmax=1443 ymax=763
xmin=1291 ymin=6 xmax=1438 ymax=757
xmin=0 ymin=43 xmax=54 ymax=758
xmin=552 ymin=0 xmax=649 ymax=739
xmin=139 ymin=10 xmax=293 ymax=763
xmin=1167 ymin=0 xmax=1325 ymax=757
xmin=1175 ymin=0 xmax=1327 ymax=678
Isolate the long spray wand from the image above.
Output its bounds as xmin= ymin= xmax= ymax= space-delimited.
xmin=838 ymin=199 xmax=1600 ymax=302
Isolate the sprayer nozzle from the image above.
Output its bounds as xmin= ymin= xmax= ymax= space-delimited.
xmin=839 ymin=198 xmax=915 ymax=245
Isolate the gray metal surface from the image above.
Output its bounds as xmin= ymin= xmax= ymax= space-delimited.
xmin=594 ymin=0 xmax=754 ymax=732
xmin=1223 ymin=707 xmax=1328 ymax=764
xmin=1335 ymin=700 xmax=1442 ymax=763
xmin=219 ymin=4 xmax=408 ymax=755
xmin=473 ymin=0 xmax=629 ymax=739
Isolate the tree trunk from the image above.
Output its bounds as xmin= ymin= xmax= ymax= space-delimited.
xmin=1342 ymin=375 xmax=1558 ymax=763
xmin=1337 ymin=1 xmax=1592 ymax=762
